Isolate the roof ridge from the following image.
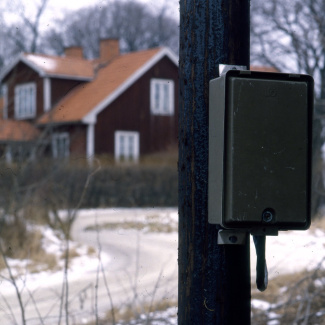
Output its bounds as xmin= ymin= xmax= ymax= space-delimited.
xmin=25 ymin=46 xmax=162 ymax=63
xmin=120 ymin=46 xmax=162 ymax=56
xmin=24 ymin=52 xmax=92 ymax=63
xmin=92 ymin=47 xmax=163 ymax=75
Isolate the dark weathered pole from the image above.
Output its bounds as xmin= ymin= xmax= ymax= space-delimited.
xmin=178 ymin=1 xmax=251 ymax=324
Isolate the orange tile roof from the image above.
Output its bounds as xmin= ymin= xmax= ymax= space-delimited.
xmin=250 ymin=66 xmax=279 ymax=73
xmin=24 ymin=53 xmax=95 ymax=79
xmin=0 ymin=120 xmax=40 ymax=142
xmin=38 ymin=47 xmax=162 ymax=124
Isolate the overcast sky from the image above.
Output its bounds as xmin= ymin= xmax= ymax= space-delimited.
xmin=2 ymin=0 xmax=179 ymax=30
xmin=45 ymin=0 xmax=178 ymax=12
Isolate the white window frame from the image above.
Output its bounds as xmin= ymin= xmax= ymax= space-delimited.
xmin=150 ymin=78 xmax=174 ymax=115
xmin=2 ymin=84 xmax=8 ymax=119
xmin=14 ymin=82 xmax=37 ymax=119
xmin=52 ymin=132 xmax=70 ymax=159
xmin=114 ymin=131 xmax=140 ymax=162
xmin=43 ymin=77 xmax=51 ymax=112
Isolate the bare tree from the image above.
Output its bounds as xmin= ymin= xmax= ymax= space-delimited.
xmin=0 ymin=0 xmax=50 ymax=72
xmin=251 ymin=0 xmax=325 ymax=216
xmin=40 ymin=5 xmax=106 ymax=58
xmin=41 ymin=0 xmax=179 ymax=58
xmin=1 ymin=0 xmax=178 ymax=74
xmin=251 ymin=0 xmax=325 ymax=95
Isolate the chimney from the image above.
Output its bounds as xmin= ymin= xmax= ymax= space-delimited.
xmin=100 ymin=39 xmax=120 ymax=62
xmin=64 ymin=46 xmax=83 ymax=59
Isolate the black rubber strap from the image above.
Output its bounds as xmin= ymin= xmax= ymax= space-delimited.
xmin=253 ymin=235 xmax=268 ymax=292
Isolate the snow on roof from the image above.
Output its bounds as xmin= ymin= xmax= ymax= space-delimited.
xmin=1 ymin=52 xmax=95 ymax=82
xmin=25 ymin=53 xmax=58 ymax=72
xmin=23 ymin=53 xmax=95 ymax=80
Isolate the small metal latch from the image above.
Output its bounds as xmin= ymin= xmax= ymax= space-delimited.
xmin=217 ymin=229 xmax=248 ymax=245
xmin=219 ymin=64 xmax=247 ymax=76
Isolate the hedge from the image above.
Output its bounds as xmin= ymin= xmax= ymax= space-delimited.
xmin=0 ymin=163 xmax=178 ymax=209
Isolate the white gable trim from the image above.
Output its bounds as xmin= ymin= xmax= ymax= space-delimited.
xmin=161 ymin=47 xmax=179 ymax=66
xmin=1 ymin=53 xmax=24 ymax=81
xmin=82 ymin=47 xmax=178 ymax=124
xmin=21 ymin=56 xmax=47 ymax=77
xmin=0 ymin=54 xmax=47 ymax=81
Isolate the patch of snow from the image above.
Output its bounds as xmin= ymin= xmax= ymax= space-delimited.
xmin=41 ymin=226 xmax=62 ymax=254
xmin=116 ymin=306 xmax=178 ymax=325
xmin=251 ymin=299 xmax=271 ymax=310
xmin=25 ymin=54 xmax=58 ymax=72
xmin=0 ymin=223 xmax=111 ymax=296
xmin=69 ymin=251 xmax=110 ymax=275
xmin=316 ymin=310 xmax=325 ymax=317
xmin=267 ymin=315 xmax=280 ymax=325
xmin=3 ymin=207 xmax=325 ymax=324
xmin=250 ymin=226 xmax=325 ymax=279
xmin=313 ymin=228 xmax=325 ymax=238
xmin=314 ymin=278 xmax=325 ymax=287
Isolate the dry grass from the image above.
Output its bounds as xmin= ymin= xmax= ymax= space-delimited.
xmin=252 ymin=267 xmax=325 ymax=324
xmin=139 ymin=145 xmax=178 ymax=167
xmin=0 ymin=226 xmax=58 ymax=272
xmin=251 ymin=215 xmax=325 ymax=323
xmin=27 ymin=253 xmax=58 ymax=273
xmin=310 ymin=215 xmax=325 ymax=232
xmin=23 ymin=203 xmax=52 ymax=225
xmin=87 ymin=245 xmax=96 ymax=255
xmin=84 ymin=214 xmax=178 ymax=233
xmin=72 ymin=145 xmax=178 ymax=169
xmin=60 ymin=247 xmax=80 ymax=260
xmin=252 ymin=270 xmax=309 ymax=304
xmin=84 ymin=299 xmax=177 ymax=325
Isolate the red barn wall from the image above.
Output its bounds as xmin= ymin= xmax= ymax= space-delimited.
xmin=51 ymin=78 xmax=83 ymax=108
xmin=94 ymin=56 xmax=178 ymax=156
xmin=49 ymin=124 xmax=87 ymax=157
xmin=3 ymin=62 xmax=43 ymax=121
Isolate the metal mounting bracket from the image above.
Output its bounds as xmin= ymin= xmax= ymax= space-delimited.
xmin=217 ymin=229 xmax=248 ymax=245
xmin=218 ymin=229 xmax=269 ymax=290
xmin=219 ymin=64 xmax=247 ymax=76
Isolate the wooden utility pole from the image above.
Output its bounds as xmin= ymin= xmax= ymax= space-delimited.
xmin=178 ymin=1 xmax=251 ymax=324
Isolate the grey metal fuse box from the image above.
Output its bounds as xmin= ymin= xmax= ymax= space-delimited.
xmin=208 ymin=69 xmax=314 ymax=233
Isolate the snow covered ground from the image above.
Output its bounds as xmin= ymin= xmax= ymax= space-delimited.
xmin=0 ymin=208 xmax=178 ymax=324
xmin=0 ymin=207 xmax=324 ymax=324
xmin=251 ymin=226 xmax=325 ymax=279
xmin=0 ymin=225 xmax=110 ymax=295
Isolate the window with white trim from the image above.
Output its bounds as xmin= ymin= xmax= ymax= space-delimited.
xmin=150 ymin=78 xmax=174 ymax=115
xmin=114 ymin=131 xmax=140 ymax=162
xmin=14 ymin=82 xmax=36 ymax=119
xmin=52 ymin=132 xmax=70 ymax=158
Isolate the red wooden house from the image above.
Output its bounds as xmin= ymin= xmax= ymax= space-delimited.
xmin=0 ymin=39 xmax=179 ymax=163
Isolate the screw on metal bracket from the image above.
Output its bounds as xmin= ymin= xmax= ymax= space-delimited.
xmin=228 ymin=235 xmax=238 ymax=244
xmin=262 ymin=208 xmax=275 ymax=223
